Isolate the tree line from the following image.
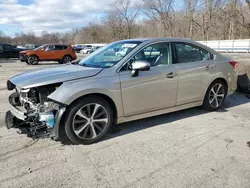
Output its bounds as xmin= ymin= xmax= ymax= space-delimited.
xmin=1 ymin=0 xmax=250 ymax=45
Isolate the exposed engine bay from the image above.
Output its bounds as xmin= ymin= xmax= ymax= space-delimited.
xmin=5 ymin=81 xmax=66 ymax=139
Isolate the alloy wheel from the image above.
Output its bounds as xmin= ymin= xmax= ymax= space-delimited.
xmin=29 ymin=56 xmax=38 ymax=64
xmin=209 ymin=83 xmax=225 ymax=108
xmin=63 ymin=56 xmax=71 ymax=63
xmin=72 ymin=103 xmax=108 ymax=140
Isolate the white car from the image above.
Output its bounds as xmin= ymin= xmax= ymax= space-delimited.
xmin=80 ymin=47 xmax=93 ymax=54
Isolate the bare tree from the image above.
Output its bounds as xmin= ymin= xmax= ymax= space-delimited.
xmin=3 ymin=0 xmax=250 ymax=45
xmin=235 ymin=0 xmax=250 ymax=37
xmin=107 ymin=10 xmax=127 ymax=40
xmin=183 ymin=0 xmax=200 ymax=39
xmin=143 ymin=0 xmax=175 ymax=37
xmin=201 ymin=0 xmax=223 ymax=40
xmin=107 ymin=0 xmax=140 ymax=39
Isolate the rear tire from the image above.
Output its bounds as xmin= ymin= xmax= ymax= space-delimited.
xmin=27 ymin=55 xmax=39 ymax=65
xmin=64 ymin=96 xmax=114 ymax=145
xmin=202 ymin=80 xmax=227 ymax=111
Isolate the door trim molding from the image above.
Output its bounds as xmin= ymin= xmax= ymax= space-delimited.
xmin=117 ymin=100 xmax=203 ymax=124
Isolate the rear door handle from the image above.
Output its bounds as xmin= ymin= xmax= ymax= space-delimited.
xmin=205 ymin=65 xmax=210 ymax=70
xmin=205 ymin=65 xmax=215 ymax=70
xmin=166 ymin=72 xmax=177 ymax=78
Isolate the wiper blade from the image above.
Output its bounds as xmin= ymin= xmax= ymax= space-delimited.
xmin=81 ymin=63 xmax=91 ymax=67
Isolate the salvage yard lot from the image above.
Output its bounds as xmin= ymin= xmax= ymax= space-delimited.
xmin=0 ymin=54 xmax=250 ymax=188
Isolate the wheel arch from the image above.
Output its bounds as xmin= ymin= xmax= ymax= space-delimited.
xmin=28 ymin=54 xmax=40 ymax=60
xmin=67 ymin=93 xmax=118 ymax=124
xmin=63 ymin=54 xmax=73 ymax=59
xmin=208 ymin=77 xmax=228 ymax=94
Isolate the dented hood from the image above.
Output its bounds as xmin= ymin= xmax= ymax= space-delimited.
xmin=9 ymin=64 xmax=103 ymax=89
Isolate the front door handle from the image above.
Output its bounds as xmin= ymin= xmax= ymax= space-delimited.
xmin=166 ymin=72 xmax=177 ymax=78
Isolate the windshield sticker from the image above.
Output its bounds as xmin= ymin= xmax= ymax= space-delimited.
xmin=105 ymin=63 xmax=115 ymax=67
xmin=122 ymin=44 xmax=137 ymax=48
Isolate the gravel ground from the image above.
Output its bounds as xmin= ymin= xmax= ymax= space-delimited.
xmin=0 ymin=54 xmax=250 ymax=188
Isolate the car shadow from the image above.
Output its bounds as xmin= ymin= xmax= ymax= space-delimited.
xmin=58 ymin=92 xmax=250 ymax=145
xmin=103 ymin=92 xmax=250 ymax=142
xmin=0 ymin=58 xmax=19 ymax=63
xmin=35 ymin=62 xmax=59 ymax=66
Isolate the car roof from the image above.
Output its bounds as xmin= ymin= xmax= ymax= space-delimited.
xmin=120 ymin=37 xmax=196 ymax=43
xmin=0 ymin=43 xmax=12 ymax=45
xmin=45 ymin=44 xmax=70 ymax=46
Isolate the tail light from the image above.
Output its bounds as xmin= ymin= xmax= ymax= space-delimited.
xmin=229 ymin=60 xmax=238 ymax=69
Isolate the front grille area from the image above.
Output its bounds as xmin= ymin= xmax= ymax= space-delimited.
xmin=19 ymin=53 xmax=27 ymax=61
xmin=19 ymin=54 xmax=26 ymax=58
xmin=7 ymin=80 xmax=15 ymax=90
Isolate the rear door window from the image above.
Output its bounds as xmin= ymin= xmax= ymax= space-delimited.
xmin=55 ymin=45 xmax=67 ymax=50
xmin=174 ymin=42 xmax=212 ymax=63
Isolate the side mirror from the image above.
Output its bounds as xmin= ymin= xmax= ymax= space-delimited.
xmin=41 ymin=48 xmax=45 ymax=51
xmin=131 ymin=60 xmax=150 ymax=77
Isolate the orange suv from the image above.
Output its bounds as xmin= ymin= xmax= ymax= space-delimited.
xmin=19 ymin=44 xmax=77 ymax=65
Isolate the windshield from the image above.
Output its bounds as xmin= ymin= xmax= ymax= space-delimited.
xmin=34 ymin=45 xmax=46 ymax=50
xmin=78 ymin=41 xmax=141 ymax=68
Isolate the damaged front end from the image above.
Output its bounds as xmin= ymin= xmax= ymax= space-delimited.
xmin=5 ymin=81 xmax=66 ymax=139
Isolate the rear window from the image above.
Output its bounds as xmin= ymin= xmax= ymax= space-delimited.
xmin=55 ymin=45 xmax=68 ymax=50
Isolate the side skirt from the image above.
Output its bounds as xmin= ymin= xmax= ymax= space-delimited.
xmin=117 ymin=101 xmax=203 ymax=124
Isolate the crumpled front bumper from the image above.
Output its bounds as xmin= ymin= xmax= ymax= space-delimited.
xmin=5 ymin=97 xmax=66 ymax=139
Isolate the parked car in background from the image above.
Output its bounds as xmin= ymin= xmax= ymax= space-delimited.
xmin=89 ymin=46 xmax=102 ymax=54
xmin=24 ymin=44 xmax=40 ymax=49
xmin=5 ymin=38 xmax=238 ymax=145
xmin=73 ymin=45 xmax=85 ymax=53
xmin=0 ymin=43 xmax=29 ymax=59
xmin=19 ymin=44 xmax=77 ymax=65
xmin=80 ymin=45 xmax=93 ymax=54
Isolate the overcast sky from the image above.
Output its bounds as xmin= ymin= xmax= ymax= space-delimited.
xmin=0 ymin=0 xmax=116 ymax=36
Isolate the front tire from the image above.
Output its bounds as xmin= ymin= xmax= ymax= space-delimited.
xmin=202 ymin=80 xmax=227 ymax=111
xmin=64 ymin=96 xmax=114 ymax=145
xmin=62 ymin=55 xmax=72 ymax=64
xmin=27 ymin=55 xmax=39 ymax=65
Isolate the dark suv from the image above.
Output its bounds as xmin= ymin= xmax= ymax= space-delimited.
xmin=0 ymin=44 xmax=27 ymax=59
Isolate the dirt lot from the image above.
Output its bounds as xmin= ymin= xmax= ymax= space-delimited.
xmin=0 ymin=54 xmax=250 ymax=188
